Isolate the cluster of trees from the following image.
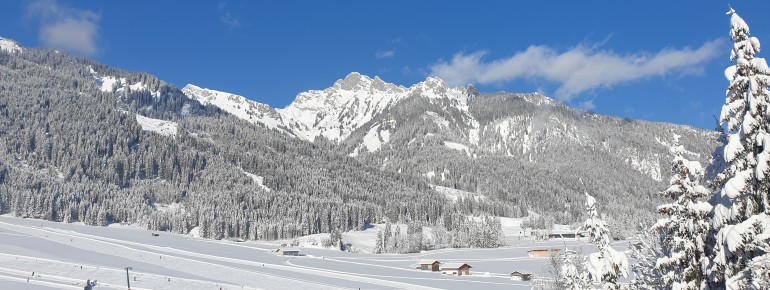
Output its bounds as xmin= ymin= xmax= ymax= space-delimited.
xmin=543 ymin=9 xmax=770 ymax=289
xmin=373 ymin=215 xmax=505 ymax=254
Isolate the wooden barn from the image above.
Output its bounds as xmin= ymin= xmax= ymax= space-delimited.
xmin=510 ymin=271 xmax=533 ymax=281
xmin=441 ymin=263 xmax=472 ymax=276
xmin=417 ymin=260 xmax=441 ymax=271
xmin=275 ymin=248 xmax=300 ymax=256
xmin=527 ymin=249 xmax=560 ymax=258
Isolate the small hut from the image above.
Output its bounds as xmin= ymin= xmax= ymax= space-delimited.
xmin=441 ymin=263 xmax=472 ymax=276
xmin=510 ymin=271 xmax=533 ymax=281
xmin=527 ymin=249 xmax=560 ymax=258
xmin=417 ymin=260 xmax=441 ymax=271
xmin=275 ymin=248 xmax=301 ymax=256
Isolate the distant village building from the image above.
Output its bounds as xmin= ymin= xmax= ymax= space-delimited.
xmin=275 ymin=248 xmax=300 ymax=256
xmin=510 ymin=271 xmax=533 ymax=281
xmin=441 ymin=263 xmax=472 ymax=276
xmin=527 ymin=249 xmax=560 ymax=258
xmin=417 ymin=260 xmax=441 ymax=271
xmin=548 ymin=232 xmax=577 ymax=239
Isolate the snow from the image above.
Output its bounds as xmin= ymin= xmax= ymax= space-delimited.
xmin=362 ymin=124 xmax=385 ymax=153
xmin=0 ymin=215 xmax=625 ymax=290
xmin=97 ymin=76 xmax=161 ymax=98
xmin=722 ymin=169 xmax=750 ymax=199
xmin=468 ymin=119 xmax=481 ymax=146
xmin=625 ymin=154 xmax=662 ymax=182
xmin=153 ymin=202 xmax=184 ymax=213
xmin=190 ymin=72 xmax=469 ymax=143
xmin=240 ymin=168 xmax=271 ymax=192
xmin=444 ymin=142 xmax=471 ymax=157
xmin=182 ymin=84 xmax=288 ymax=134
xmin=135 ymin=114 xmax=178 ymax=137
xmin=0 ymin=37 xmax=22 ymax=53
xmin=98 ymin=76 xmax=123 ymax=93
xmin=279 ymin=72 xmax=408 ymax=142
xmin=434 ymin=185 xmax=485 ymax=202
xmin=424 ymin=111 xmax=450 ymax=129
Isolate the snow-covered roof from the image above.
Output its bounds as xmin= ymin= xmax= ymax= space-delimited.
xmin=277 ymin=248 xmax=301 ymax=252
xmin=418 ymin=260 xmax=440 ymax=265
xmin=441 ymin=263 xmax=471 ymax=269
xmin=528 ymin=248 xmax=560 ymax=252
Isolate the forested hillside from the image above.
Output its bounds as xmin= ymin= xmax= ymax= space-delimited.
xmin=0 ymin=38 xmax=716 ymax=246
xmin=0 ymin=46 xmax=497 ymax=247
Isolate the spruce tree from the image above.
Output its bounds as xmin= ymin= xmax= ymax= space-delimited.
xmin=579 ymin=192 xmax=629 ymax=290
xmin=708 ymin=7 xmax=770 ymax=289
xmin=653 ymin=135 xmax=711 ymax=289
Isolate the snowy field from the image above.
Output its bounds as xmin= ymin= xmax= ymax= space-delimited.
xmin=0 ymin=215 xmax=634 ymax=289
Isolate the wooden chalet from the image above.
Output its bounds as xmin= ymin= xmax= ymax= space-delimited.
xmin=417 ymin=260 xmax=441 ymax=271
xmin=440 ymin=263 xmax=472 ymax=276
xmin=275 ymin=248 xmax=301 ymax=256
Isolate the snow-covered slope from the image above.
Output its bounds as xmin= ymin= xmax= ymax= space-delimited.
xmin=0 ymin=37 xmax=22 ymax=53
xmin=279 ymin=72 xmax=409 ymax=141
xmin=136 ymin=114 xmax=178 ymax=137
xmin=182 ymin=84 xmax=289 ymax=133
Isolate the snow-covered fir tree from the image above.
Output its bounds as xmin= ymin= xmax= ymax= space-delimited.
xmin=561 ymin=249 xmax=589 ymax=290
xmin=708 ymin=6 xmax=770 ymax=289
xmin=653 ymin=135 xmax=711 ymax=289
xmin=578 ymin=192 xmax=629 ymax=290
xmin=627 ymin=231 xmax=665 ymax=290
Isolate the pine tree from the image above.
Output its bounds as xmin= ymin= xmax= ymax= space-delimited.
xmin=375 ymin=230 xmax=384 ymax=254
xmin=708 ymin=7 xmax=770 ymax=289
xmin=579 ymin=192 xmax=629 ymax=290
xmin=653 ymin=135 xmax=711 ymax=289
xmin=383 ymin=222 xmax=392 ymax=252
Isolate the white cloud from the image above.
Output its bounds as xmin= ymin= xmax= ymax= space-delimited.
xmin=430 ymin=40 xmax=723 ymax=101
xmin=578 ymin=100 xmax=596 ymax=111
xmin=26 ymin=0 xmax=101 ymax=56
xmin=376 ymin=50 xmax=395 ymax=59
xmin=218 ymin=2 xmax=240 ymax=29
xmin=220 ymin=13 xmax=240 ymax=29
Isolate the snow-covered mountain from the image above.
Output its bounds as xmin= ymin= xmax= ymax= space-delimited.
xmin=181 ymin=72 xmax=717 ymax=231
xmin=182 ymin=84 xmax=289 ymax=133
xmin=182 ymin=72 xmax=474 ymax=142
xmin=0 ymin=37 xmax=23 ymax=53
xmin=182 ymin=72 xmax=711 ymax=182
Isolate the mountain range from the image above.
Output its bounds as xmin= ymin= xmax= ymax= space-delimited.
xmin=0 ymin=37 xmax=718 ymax=242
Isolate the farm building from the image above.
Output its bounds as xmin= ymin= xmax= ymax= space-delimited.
xmin=275 ymin=248 xmax=300 ymax=256
xmin=548 ymin=232 xmax=577 ymax=239
xmin=510 ymin=271 xmax=533 ymax=281
xmin=527 ymin=249 xmax=560 ymax=258
xmin=417 ymin=260 xmax=441 ymax=271
xmin=440 ymin=263 xmax=472 ymax=276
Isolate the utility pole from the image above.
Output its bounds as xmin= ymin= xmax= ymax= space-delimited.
xmin=124 ymin=267 xmax=132 ymax=290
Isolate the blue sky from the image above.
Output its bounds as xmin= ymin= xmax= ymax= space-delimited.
xmin=1 ymin=1 xmax=766 ymax=129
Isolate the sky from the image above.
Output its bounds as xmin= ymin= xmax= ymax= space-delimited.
xmin=1 ymin=0 xmax=767 ymax=129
